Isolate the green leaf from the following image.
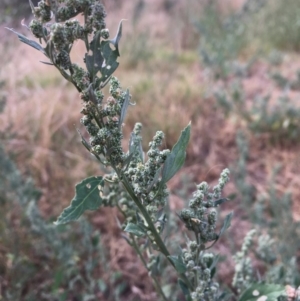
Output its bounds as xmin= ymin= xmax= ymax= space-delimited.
xmin=28 ymin=0 xmax=35 ymax=13
xmin=6 ymin=28 xmax=46 ymax=54
xmin=119 ymin=89 xmax=130 ymax=128
xmin=99 ymin=40 xmax=119 ymax=82
xmin=213 ymin=198 xmax=228 ymax=207
xmin=124 ymin=223 xmax=146 ymax=237
xmin=54 ymin=176 xmax=104 ymax=225
xmin=238 ymin=284 xmax=286 ymax=301
xmin=110 ymin=20 xmax=124 ymax=57
xmin=218 ymin=212 xmax=233 ymax=238
xmin=209 ymin=254 xmax=220 ymax=278
xmin=168 ymin=255 xmax=187 ymax=273
xmin=85 ymin=31 xmax=104 ymax=83
xmin=161 ymin=122 xmax=191 ymax=184
xmin=128 ymin=132 xmax=144 ymax=163
xmin=178 ymin=279 xmax=192 ymax=301
xmin=44 ymin=40 xmax=56 ymax=65
xmin=76 ymin=128 xmax=91 ymax=152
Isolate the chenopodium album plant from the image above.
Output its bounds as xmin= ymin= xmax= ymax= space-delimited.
xmin=7 ymin=1 xmax=292 ymax=300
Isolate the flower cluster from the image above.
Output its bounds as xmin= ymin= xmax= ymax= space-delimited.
xmin=29 ymin=0 xmax=107 ymax=72
xmin=180 ymin=168 xmax=230 ymax=246
xmin=80 ymin=77 xmax=126 ymax=166
xmin=232 ymin=229 xmax=256 ymax=293
xmin=125 ymin=125 xmax=170 ymax=221
xmin=256 ymin=234 xmax=277 ymax=264
xmin=102 ymin=173 xmax=137 ymax=224
xmin=182 ymin=242 xmax=220 ymax=301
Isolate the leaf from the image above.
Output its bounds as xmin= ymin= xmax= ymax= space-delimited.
xmin=99 ymin=40 xmax=119 ymax=82
xmin=88 ymin=84 xmax=98 ymax=104
xmin=6 ymin=28 xmax=46 ymax=54
xmin=29 ymin=0 xmax=35 ymax=13
xmin=76 ymin=128 xmax=91 ymax=152
xmin=44 ymin=40 xmax=56 ymax=64
xmin=161 ymin=122 xmax=191 ymax=184
xmin=238 ymin=284 xmax=286 ymax=301
xmin=178 ymin=279 xmax=192 ymax=301
xmin=217 ymin=291 xmax=233 ymax=301
xmin=109 ymin=20 xmax=124 ymax=57
xmin=168 ymin=255 xmax=187 ymax=273
xmin=128 ymin=132 xmax=136 ymax=154
xmin=85 ymin=31 xmax=104 ymax=83
xmin=40 ymin=61 xmax=54 ymax=65
xmin=213 ymin=198 xmax=228 ymax=207
xmin=128 ymin=132 xmax=144 ymax=163
xmin=209 ymin=254 xmax=220 ymax=278
xmin=219 ymin=212 xmax=233 ymax=237
xmin=119 ymin=89 xmax=130 ymax=128
xmin=124 ymin=223 xmax=146 ymax=237
xmin=54 ymin=176 xmax=104 ymax=225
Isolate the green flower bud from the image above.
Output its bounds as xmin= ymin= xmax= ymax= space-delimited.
xmin=101 ymin=28 xmax=110 ymax=39
xmin=187 ymin=260 xmax=195 ymax=269
xmin=29 ymin=19 xmax=45 ymax=38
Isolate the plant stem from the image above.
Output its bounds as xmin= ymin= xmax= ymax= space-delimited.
xmin=130 ymin=234 xmax=169 ymax=301
xmin=118 ymin=172 xmax=193 ymax=290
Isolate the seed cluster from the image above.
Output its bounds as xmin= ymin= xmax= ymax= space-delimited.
xmin=232 ymin=229 xmax=256 ymax=293
xmin=125 ymin=127 xmax=170 ymax=221
xmin=29 ymin=0 xmax=107 ymax=71
xmin=180 ymin=168 xmax=230 ymax=245
xmin=80 ymin=77 xmax=126 ymax=166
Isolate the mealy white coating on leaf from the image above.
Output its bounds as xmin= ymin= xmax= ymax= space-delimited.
xmin=252 ymin=290 xmax=260 ymax=296
xmin=257 ymin=296 xmax=268 ymax=301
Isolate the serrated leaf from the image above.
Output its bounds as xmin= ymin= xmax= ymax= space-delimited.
xmin=238 ymin=284 xmax=286 ymax=301
xmin=6 ymin=28 xmax=46 ymax=54
xmin=85 ymin=31 xmax=104 ymax=83
xmin=219 ymin=212 xmax=233 ymax=238
xmin=168 ymin=255 xmax=187 ymax=273
xmin=161 ymin=122 xmax=191 ymax=184
xmin=124 ymin=223 xmax=146 ymax=237
xmin=54 ymin=176 xmax=104 ymax=225
xmin=109 ymin=20 xmax=123 ymax=57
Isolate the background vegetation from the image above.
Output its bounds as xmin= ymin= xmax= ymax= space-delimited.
xmin=1 ymin=0 xmax=300 ymax=300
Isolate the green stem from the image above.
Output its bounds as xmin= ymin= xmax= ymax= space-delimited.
xmin=118 ymin=172 xmax=192 ymax=290
xmin=130 ymin=235 xmax=169 ymax=301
